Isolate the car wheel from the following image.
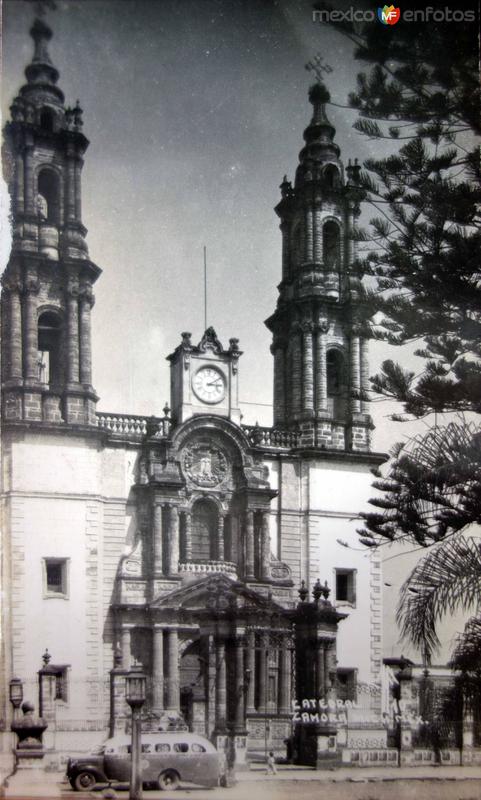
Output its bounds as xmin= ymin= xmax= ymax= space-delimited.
xmin=74 ymin=771 xmax=97 ymax=792
xmin=157 ymin=769 xmax=180 ymax=791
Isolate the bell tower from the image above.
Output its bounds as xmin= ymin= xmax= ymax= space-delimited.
xmin=1 ymin=15 xmax=101 ymax=425
xmin=265 ymin=82 xmax=372 ymax=451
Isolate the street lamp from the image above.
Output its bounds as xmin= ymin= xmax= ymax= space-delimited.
xmin=125 ymin=669 xmax=146 ymax=800
xmin=9 ymin=678 xmax=23 ymax=720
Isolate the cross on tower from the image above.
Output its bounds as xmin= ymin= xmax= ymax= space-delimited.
xmin=305 ymin=53 xmax=333 ymax=83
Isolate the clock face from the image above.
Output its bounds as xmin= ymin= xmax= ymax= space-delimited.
xmin=192 ymin=366 xmax=226 ymax=404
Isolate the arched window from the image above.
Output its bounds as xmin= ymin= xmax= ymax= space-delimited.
xmin=40 ymin=108 xmax=54 ymax=132
xmin=323 ymin=221 xmax=340 ymax=269
xmin=38 ymin=169 xmax=60 ymax=225
xmin=327 ymin=349 xmax=344 ymax=395
xmin=191 ymin=499 xmax=218 ymax=561
xmin=38 ymin=311 xmax=62 ymax=385
xmin=324 ymin=164 xmax=340 ymax=189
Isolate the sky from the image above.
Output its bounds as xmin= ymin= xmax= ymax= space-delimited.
xmin=1 ymin=0 xmax=472 ymax=662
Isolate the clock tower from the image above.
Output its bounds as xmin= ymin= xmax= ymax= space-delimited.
xmin=167 ymin=327 xmax=242 ymax=425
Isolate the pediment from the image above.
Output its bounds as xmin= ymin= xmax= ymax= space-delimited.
xmin=150 ymin=573 xmax=286 ymax=617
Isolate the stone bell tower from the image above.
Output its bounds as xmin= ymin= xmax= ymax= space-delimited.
xmin=265 ymin=82 xmax=372 ymax=451
xmin=1 ymin=15 xmax=100 ymax=425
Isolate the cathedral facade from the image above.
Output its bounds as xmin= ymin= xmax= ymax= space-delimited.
xmin=1 ymin=16 xmax=386 ymax=764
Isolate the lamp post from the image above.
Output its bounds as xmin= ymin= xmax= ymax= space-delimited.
xmin=9 ymin=678 xmax=23 ymax=721
xmin=125 ymin=669 xmax=146 ymax=800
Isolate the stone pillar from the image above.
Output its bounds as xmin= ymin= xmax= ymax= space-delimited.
xmin=291 ymin=325 xmax=302 ymax=417
xmin=67 ymin=290 xmax=80 ymax=384
xmin=279 ymin=642 xmax=291 ymax=714
xmin=350 ymin=333 xmax=361 ymax=413
xmin=23 ymin=279 xmax=39 ymax=381
xmin=166 ymin=628 xmax=180 ymax=712
xmin=24 ymin=146 xmax=35 ymax=216
xmin=305 ymin=207 xmax=314 ymax=262
xmin=66 ymin=155 xmax=76 ymax=221
xmin=323 ymin=644 xmax=330 ymax=698
xmin=245 ymin=510 xmax=255 ymax=580
xmin=79 ymin=292 xmax=93 ymax=385
xmin=215 ymin=639 xmax=227 ymax=731
xmin=168 ymin=505 xmax=179 ymax=575
xmin=15 ymin=152 xmax=25 ymax=214
xmin=313 ymin=205 xmax=322 ymax=262
xmin=234 ymin=638 xmax=245 ymax=731
xmin=75 ymin=160 xmax=83 ymax=221
xmin=280 ymin=221 xmax=289 ymax=280
xmin=184 ymin=512 xmax=192 ymax=561
xmin=245 ymin=631 xmax=256 ymax=714
xmin=217 ymin=514 xmax=225 ymax=561
xmin=302 ymin=323 xmax=314 ymax=414
xmin=152 ymin=503 xmax=163 ymax=575
xmin=121 ymin=628 xmax=131 ymax=670
xmin=260 ymin=512 xmax=270 ymax=581
xmin=207 ymin=635 xmax=216 ymax=736
xmin=315 ymin=324 xmax=328 ymax=413
xmin=8 ymin=284 xmax=23 ymax=381
xmin=272 ymin=342 xmax=286 ymax=426
xmin=258 ymin=634 xmax=268 ymax=713
xmin=152 ymin=627 xmax=164 ymax=713
xmin=360 ymin=337 xmax=369 ymax=413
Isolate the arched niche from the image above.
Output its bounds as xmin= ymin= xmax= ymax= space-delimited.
xmin=327 ymin=348 xmax=346 ymax=419
xmin=40 ymin=107 xmax=55 ymax=132
xmin=323 ymin=220 xmax=341 ymax=269
xmin=324 ymin=164 xmax=341 ymax=189
xmin=37 ymin=168 xmax=60 ymax=225
xmin=191 ymin=498 xmax=219 ymax=561
xmin=38 ymin=310 xmax=63 ymax=385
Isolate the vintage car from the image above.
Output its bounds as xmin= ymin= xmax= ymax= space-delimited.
xmin=66 ymin=731 xmax=223 ymax=791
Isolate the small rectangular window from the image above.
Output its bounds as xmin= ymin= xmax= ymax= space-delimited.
xmin=43 ymin=558 xmax=69 ymax=598
xmin=335 ymin=569 xmax=356 ymax=605
xmin=173 ymin=743 xmax=189 ymax=753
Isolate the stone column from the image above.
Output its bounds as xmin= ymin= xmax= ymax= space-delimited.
xmin=272 ymin=342 xmax=286 ymax=427
xmin=217 ymin=514 xmax=225 ymax=561
xmin=66 ymin=151 xmax=76 ymax=221
xmin=234 ymin=638 xmax=245 ymax=731
xmin=260 ymin=512 xmax=270 ymax=581
xmin=75 ymin=160 xmax=83 ymax=221
xmin=23 ymin=278 xmax=39 ymax=381
xmin=302 ymin=322 xmax=314 ymax=414
xmin=279 ymin=642 xmax=291 ymax=714
xmin=184 ymin=511 xmax=192 ymax=561
xmin=8 ymin=284 xmax=23 ymax=381
xmin=315 ymin=323 xmax=328 ymax=413
xmin=245 ymin=631 xmax=256 ymax=714
xmin=305 ymin=207 xmax=314 ymax=262
xmin=166 ymin=628 xmax=180 ymax=712
xmin=15 ymin=152 xmax=25 ymax=214
xmin=280 ymin=221 xmax=289 ymax=280
xmin=350 ymin=333 xmax=361 ymax=413
xmin=291 ymin=324 xmax=302 ymax=417
xmin=360 ymin=338 xmax=369 ymax=413
xmin=323 ymin=643 xmax=331 ymax=697
xmin=245 ymin=510 xmax=255 ymax=580
xmin=258 ymin=634 xmax=268 ymax=713
xmin=79 ymin=292 xmax=93 ymax=385
xmin=152 ymin=627 xmax=164 ymax=712
xmin=313 ymin=205 xmax=322 ymax=263
xmin=152 ymin=503 xmax=163 ymax=575
xmin=121 ymin=627 xmax=131 ymax=670
xmin=168 ymin=505 xmax=180 ymax=575
xmin=24 ymin=146 xmax=35 ymax=216
xmin=215 ymin=639 xmax=227 ymax=730
xmin=67 ymin=289 xmax=80 ymax=384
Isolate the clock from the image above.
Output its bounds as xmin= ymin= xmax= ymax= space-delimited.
xmin=192 ymin=366 xmax=226 ymax=404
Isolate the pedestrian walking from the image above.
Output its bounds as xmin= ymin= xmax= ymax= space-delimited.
xmin=266 ymin=750 xmax=277 ymax=775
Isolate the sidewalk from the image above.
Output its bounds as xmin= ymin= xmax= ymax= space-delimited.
xmin=239 ymin=763 xmax=481 ymax=782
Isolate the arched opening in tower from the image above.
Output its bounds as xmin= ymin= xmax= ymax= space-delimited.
xmin=323 ymin=221 xmax=340 ymax=269
xmin=324 ymin=164 xmax=340 ymax=189
xmin=37 ymin=168 xmax=60 ymax=225
xmin=38 ymin=311 xmax=63 ymax=385
xmin=40 ymin=107 xmax=55 ymax=132
xmin=191 ymin=499 xmax=218 ymax=561
xmin=327 ymin=348 xmax=346 ymax=419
